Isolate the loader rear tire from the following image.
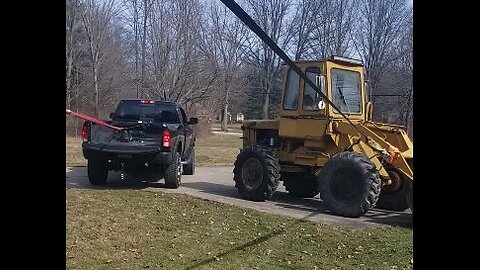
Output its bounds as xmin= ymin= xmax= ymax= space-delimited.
xmin=88 ymin=159 xmax=108 ymax=186
xmin=283 ymin=172 xmax=319 ymax=198
xmin=233 ymin=146 xmax=280 ymax=201
xmin=319 ymin=151 xmax=381 ymax=218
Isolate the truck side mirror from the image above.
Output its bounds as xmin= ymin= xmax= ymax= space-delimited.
xmin=109 ymin=112 xmax=114 ymax=119
xmin=188 ymin=117 xmax=198 ymax=125
xmin=366 ymin=101 xmax=373 ymax=121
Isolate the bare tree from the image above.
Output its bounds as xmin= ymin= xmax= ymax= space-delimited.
xmin=81 ymin=0 xmax=119 ymax=117
xmin=146 ymin=0 xmax=217 ymax=111
xmin=395 ymin=11 xmax=413 ymax=135
xmin=307 ymin=0 xmax=357 ymax=59
xmin=66 ymin=0 xmax=83 ymax=108
xmin=205 ymin=2 xmax=248 ymax=131
xmin=140 ymin=0 xmax=153 ymax=98
xmin=352 ymin=0 xmax=410 ymax=99
xmin=122 ymin=0 xmax=141 ymax=98
xmin=287 ymin=0 xmax=320 ymax=60
xmin=149 ymin=0 xmax=172 ymax=100
xmin=67 ymin=0 xmax=413 ymax=133
xmin=243 ymin=0 xmax=293 ymax=119
xmin=97 ymin=24 xmax=130 ymax=113
xmin=329 ymin=0 xmax=356 ymax=56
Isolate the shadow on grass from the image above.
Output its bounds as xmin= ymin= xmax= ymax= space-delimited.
xmin=184 ymin=211 xmax=320 ymax=270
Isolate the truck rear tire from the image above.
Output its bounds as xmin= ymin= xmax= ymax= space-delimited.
xmin=165 ymin=152 xmax=182 ymax=189
xmin=183 ymin=149 xmax=195 ymax=175
xmin=376 ymin=170 xmax=409 ymax=211
xmin=233 ymin=145 xmax=280 ymax=201
xmin=319 ymin=151 xmax=381 ymax=218
xmin=283 ymin=172 xmax=319 ymax=198
xmin=88 ymin=159 xmax=108 ymax=186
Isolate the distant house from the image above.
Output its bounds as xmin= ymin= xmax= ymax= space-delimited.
xmin=236 ymin=113 xmax=244 ymax=123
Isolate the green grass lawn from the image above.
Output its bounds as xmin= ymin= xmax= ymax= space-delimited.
xmin=66 ymin=136 xmax=86 ymax=166
xmin=195 ymin=134 xmax=242 ymax=166
xmin=66 ymin=133 xmax=243 ymax=167
xmin=210 ymin=122 xmax=243 ymax=133
xmin=66 ymin=189 xmax=412 ymax=270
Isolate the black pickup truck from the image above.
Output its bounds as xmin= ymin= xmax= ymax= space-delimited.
xmin=82 ymin=99 xmax=197 ymax=188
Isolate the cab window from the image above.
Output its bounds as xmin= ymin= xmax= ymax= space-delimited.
xmin=331 ymin=68 xmax=361 ymax=114
xmin=283 ymin=68 xmax=300 ymax=110
xmin=303 ymin=67 xmax=324 ymax=111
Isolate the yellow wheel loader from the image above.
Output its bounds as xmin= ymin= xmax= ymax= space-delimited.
xmin=219 ymin=0 xmax=413 ymax=218
xmin=233 ymin=57 xmax=413 ymax=217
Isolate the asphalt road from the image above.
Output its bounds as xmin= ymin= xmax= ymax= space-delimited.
xmin=66 ymin=166 xmax=412 ymax=229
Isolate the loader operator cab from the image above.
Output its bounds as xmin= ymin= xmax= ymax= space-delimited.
xmin=278 ymin=56 xmax=366 ymax=138
xmin=280 ymin=55 xmax=366 ymax=121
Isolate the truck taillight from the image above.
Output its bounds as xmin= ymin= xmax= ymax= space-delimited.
xmin=162 ymin=130 xmax=171 ymax=148
xmin=81 ymin=123 xmax=89 ymax=142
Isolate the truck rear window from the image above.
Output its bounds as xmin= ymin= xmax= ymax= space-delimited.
xmin=113 ymin=101 xmax=180 ymax=123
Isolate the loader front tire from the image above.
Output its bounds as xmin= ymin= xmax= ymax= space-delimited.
xmin=376 ymin=170 xmax=409 ymax=211
xmin=319 ymin=151 xmax=381 ymax=218
xmin=233 ymin=146 xmax=280 ymax=201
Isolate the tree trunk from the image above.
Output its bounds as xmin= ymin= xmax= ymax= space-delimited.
xmin=141 ymin=0 xmax=148 ymax=99
xmin=262 ymin=86 xmax=270 ymax=119
xmin=221 ymin=88 xmax=229 ymax=131
xmin=262 ymin=69 xmax=271 ymax=119
xmin=66 ymin=54 xmax=74 ymax=108
xmin=74 ymin=107 xmax=79 ymax=139
xmin=93 ymin=64 xmax=100 ymax=117
xmin=134 ymin=0 xmax=139 ymax=98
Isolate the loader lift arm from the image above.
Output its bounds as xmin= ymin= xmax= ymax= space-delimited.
xmin=334 ymin=121 xmax=413 ymax=181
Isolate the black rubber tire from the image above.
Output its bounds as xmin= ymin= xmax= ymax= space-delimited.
xmin=233 ymin=145 xmax=280 ymax=201
xmin=319 ymin=151 xmax=381 ymax=218
xmin=183 ymin=149 xmax=195 ymax=175
xmin=376 ymin=170 xmax=409 ymax=211
xmin=406 ymin=183 xmax=413 ymax=213
xmin=283 ymin=172 xmax=319 ymax=198
xmin=165 ymin=152 xmax=182 ymax=189
xmin=87 ymin=159 xmax=108 ymax=186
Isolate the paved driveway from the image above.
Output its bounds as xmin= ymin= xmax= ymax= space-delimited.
xmin=66 ymin=166 xmax=412 ymax=228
